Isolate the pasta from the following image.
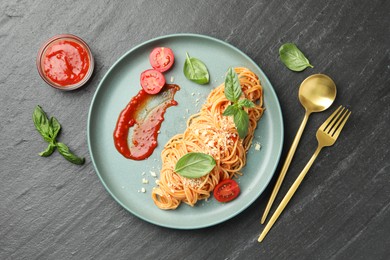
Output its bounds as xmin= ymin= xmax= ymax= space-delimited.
xmin=151 ymin=67 xmax=264 ymax=210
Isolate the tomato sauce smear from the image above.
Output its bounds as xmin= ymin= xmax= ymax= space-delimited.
xmin=114 ymin=84 xmax=180 ymax=160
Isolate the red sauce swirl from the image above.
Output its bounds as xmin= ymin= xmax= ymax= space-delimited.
xmin=113 ymin=84 xmax=180 ymax=160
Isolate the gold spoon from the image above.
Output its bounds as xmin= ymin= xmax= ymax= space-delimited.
xmin=261 ymin=74 xmax=336 ymax=224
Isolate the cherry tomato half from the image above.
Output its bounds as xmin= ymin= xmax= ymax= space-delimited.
xmin=140 ymin=69 xmax=166 ymax=94
xmin=213 ymin=179 xmax=240 ymax=203
xmin=149 ymin=47 xmax=175 ymax=72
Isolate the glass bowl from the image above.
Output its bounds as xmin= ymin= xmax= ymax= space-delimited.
xmin=36 ymin=34 xmax=94 ymax=91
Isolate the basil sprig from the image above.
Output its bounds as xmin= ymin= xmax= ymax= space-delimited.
xmin=222 ymin=68 xmax=255 ymax=138
xmin=175 ymin=152 xmax=216 ymax=178
xmin=183 ymin=52 xmax=209 ymax=84
xmin=33 ymin=105 xmax=85 ymax=165
xmin=279 ymin=43 xmax=313 ymax=72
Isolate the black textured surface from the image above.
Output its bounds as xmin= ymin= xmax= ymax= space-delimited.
xmin=1 ymin=0 xmax=389 ymax=259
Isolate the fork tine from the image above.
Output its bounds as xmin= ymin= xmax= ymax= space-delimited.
xmin=326 ymin=107 xmax=345 ymax=134
xmin=332 ymin=110 xmax=351 ymax=139
xmin=321 ymin=106 xmax=343 ymax=132
xmin=329 ymin=108 xmax=349 ymax=136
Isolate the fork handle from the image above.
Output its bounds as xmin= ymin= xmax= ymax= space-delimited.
xmin=261 ymin=111 xmax=311 ymax=224
xmin=258 ymin=145 xmax=323 ymax=242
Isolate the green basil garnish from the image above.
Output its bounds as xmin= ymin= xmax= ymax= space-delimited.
xmin=279 ymin=43 xmax=313 ymax=72
xmin=222 ymin=68 xmax=255 ymax=139
xmin=33 ymin=105 xmax=53 ymax=143
xmin=183 ymin=52 xmax=209 ymax=84
xmin=39 ymin=143 xmax=56 ymax=157
xmin=237 ymin=98 xmax=255 ymax=109
xmin=224 ymin=67 xmax=242 ymax=102
xmin=33 ymin=105 xmax=85 ymax=165
xmin=233 ymin=109 xmax=250 ymax=139
xmin=49 ymin=117 xmax=61 ymax=140
xmin=175 ymin=152 xmax=216 ymax=178
xmin=57 ymin=142 xmax=85 ymax=165
xmin=222 ymin=104 xmax=238 ymax=117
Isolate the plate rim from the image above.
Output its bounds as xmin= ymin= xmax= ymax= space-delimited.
xmin=87 ymin=33 xmax=284 ymax=229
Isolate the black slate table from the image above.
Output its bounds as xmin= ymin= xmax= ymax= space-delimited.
xmin=1 ymin=0 xmax=389 ymax=259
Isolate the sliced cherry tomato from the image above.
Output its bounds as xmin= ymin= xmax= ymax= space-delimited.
xmin=213 ymin=179 xmax=240 ymax=203
xmin=149 ymin=47 xmax=175 ymax=72
xmin=140 ymin=69 xmax=166 ymax=94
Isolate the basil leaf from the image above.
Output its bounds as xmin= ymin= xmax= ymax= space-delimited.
xmin=237 ymin=99 xmax=255 ymax=109
xmin=50 ymin=117 xmax=61 ymax=140
xmin=279 ymin=43 xmax=313 ymax=72
xmin=33 ymin=105 xmax=52 ymax=143
xmin=224 ymin=67 xmax=242 ymax=102
xmin=57 ymin=142 xmax=85 ymax=165
xmin=222 ymin=105 xmax=238 ymax=116
xmin=183 ymin=52 xmax=209 ymax=85
xmin=175 ymin=152 xmax=216 ymax=179
xmin=39 ymin=143 xmax=56 ymax=157
xmin=234 ymin=109 xmax=249 ymax=139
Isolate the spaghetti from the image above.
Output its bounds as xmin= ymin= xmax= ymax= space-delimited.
xmin=151 ymin=67 xmax=264 ymax=210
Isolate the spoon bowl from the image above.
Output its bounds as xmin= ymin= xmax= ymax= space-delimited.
xmin=299 ymin=74 xmax=337 ymax=113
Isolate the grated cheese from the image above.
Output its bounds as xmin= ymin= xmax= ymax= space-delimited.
xmin=182 ymin=177 xmax=203 ymax=188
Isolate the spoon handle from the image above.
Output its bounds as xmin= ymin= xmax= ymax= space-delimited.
xmin=261 ymin=111 xmax=310 ymax=224
xmin=258 ymin=145 xmax=323 ymax=242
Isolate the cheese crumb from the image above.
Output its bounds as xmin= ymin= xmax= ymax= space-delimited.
xmin=142 ymin=178 xmax=149 ymax=184
xmin=255 ymin=143 xmax=261 ymax=151
xmin=150 ymin=171 xmax=157 ymax=177
xmin=170 ymin=76 xmax=174 ymax=82
xmin=141 ymin=188 xmax=146 ymax=193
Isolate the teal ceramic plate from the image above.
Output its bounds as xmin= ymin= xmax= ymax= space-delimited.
xmin=88 ymin=34 xmax=283 ymax=229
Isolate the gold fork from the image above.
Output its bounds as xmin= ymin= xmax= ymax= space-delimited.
xmin=258 ymin=106 xmax=351 ymax=242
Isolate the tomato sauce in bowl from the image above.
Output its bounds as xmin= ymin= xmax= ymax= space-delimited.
xmin=37 ymin=34 xmax=94 ymax=90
